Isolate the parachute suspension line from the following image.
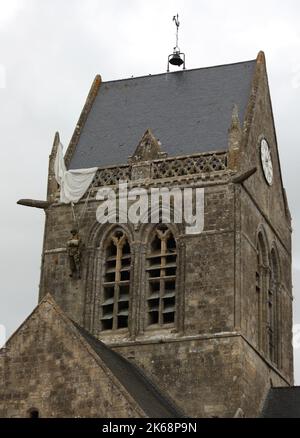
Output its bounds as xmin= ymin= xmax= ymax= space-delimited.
xmin=70 ymin=202 xmax=79 ymax=230
xmin=70 ymin=178 xmax=97 ymax=231
xmin=77 ymin=181 xmax=94 ymax=229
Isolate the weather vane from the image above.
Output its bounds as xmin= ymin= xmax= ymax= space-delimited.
xmin=173 ymin=14 xmax=180 ymax=52
xmin=167 ymin=13 xmax=186 ymax=72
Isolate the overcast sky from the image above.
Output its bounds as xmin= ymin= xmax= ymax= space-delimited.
xmin=0 ymin=0 xmax=300 ymax=382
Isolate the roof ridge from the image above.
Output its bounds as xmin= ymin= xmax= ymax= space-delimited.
xmin=69 ymin=57 xmax=257 ymax=169
xmin=100 ymin=59 xmax=257 ymax=85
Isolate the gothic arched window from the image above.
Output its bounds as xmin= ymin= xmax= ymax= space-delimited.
xmin=146 ymin=225 xmax=177 ymax=327
xmin=256 ymin=230 xmax=281 ymax=368
xmin=268 ymin=248 xmax=280 ymax=365
xmin=101 ymin=229 xmax=131 ymax=331
xmin=256 ymin=232 xmax=268 ymax=351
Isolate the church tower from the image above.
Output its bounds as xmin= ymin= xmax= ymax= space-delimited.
xmin=30 ymin=52 xmax=293 ymax=417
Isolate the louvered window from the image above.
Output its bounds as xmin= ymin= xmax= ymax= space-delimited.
xmin=101 ymin=230 xmax=131 ymax=331
xmin=146 ymin=226 xmax=177 ymax=327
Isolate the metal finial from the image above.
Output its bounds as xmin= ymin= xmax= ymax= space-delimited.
xmin=173 ymin=14 xmax=180 ymax=51
xmin=167 ymin=14 xmax=186 ymax=72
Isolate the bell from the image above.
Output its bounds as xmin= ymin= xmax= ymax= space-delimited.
xmin=169 ymin=53 xmax=184 ymax=67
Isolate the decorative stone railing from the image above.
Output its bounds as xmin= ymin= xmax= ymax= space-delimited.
xmin=151 ymin=151 xmax=227 ymax=179
xmin=93 ymin=165 xmax=131 ymax=187
xmin=92 ymin=151 xmax=228 ymax=188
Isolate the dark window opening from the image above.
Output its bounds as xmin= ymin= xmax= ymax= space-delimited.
xmin=102 ymin=303 xmax=113 ymax=317
xmin=151 ymin=235 xmax=161 ymax=253
xmin=256 ymin=235 xmax=280 ymax=368
xmin=256 ymin=239 xmax=263 ymax=351
xmin=106 ymin=242 xmax=117 ymax=258
xmin=119 ymin=285 xmax=129 ymax=300
xmin=122 ymin=256 xmax=131 ymax=267
xmin=146 ymin=226 xmax=177 ymax=327
xmin=163 ymin=312 xmax=175 ymax=324
xmin=167 ymin=237 xmax=176 ymax=251
xmin=166 ymin=266 xmax=176 ymax=277
xmin=148 ymin=268 xmax=161 ymax=278
xmin=149 ymin=311 xmax=159 ymax=325
xmin=166 ymin=254 xmax=177 ymax=264
xmin=103 ymin=287 xmax=115 ymax=304
xmin=120 ymin=270 xmax=130 ymax=281
xmin=104 ymin=271 xmax=115 ymax=283
xmin=102 ymin=319 xmax=113 ymax=331
xmin=101 ymin=230 xmax=131 ymax=331
xmin=149 ymin=281 xmax=160 ymax=298
xmin=122 ymin=241 xmax=130 ymax=255
xmin=117 ymin=315 xmax=128 ymax=329
xmin=268 ymin=250 xmax=280 ymax=366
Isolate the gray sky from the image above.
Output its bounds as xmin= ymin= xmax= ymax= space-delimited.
xmin=0 ymin=0 xmax=300 ymax=382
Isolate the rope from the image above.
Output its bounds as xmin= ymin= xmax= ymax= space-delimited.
xmin=70 ymin=179 xmax=96 ymax=231
xmin=70 ymin=202 xmax=79 ymax=230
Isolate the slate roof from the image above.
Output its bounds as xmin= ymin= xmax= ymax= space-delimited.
xmin=261 ymin=387 xmax=300 ymax=418
xmin=73 ymin=322 xmax=183 ymax=418
xmin=69 ymin=60 xmax=256 ymax=169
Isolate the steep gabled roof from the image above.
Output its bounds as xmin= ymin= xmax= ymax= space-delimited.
xmin=261 ymin=387 xmax=300 ymax=418
xmin=68 ymin=60 xmax=256 ymax=169
xmin=1 ymin=294 xmax=183 ymax=418
xmin=73 ymin=322 xmax=183 ymax=418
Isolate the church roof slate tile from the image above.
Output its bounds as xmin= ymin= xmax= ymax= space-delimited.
xmin=261 ymin=387 xmax=300 ymax=418
xmin=68 ymin=60 xmax=256 ymax=169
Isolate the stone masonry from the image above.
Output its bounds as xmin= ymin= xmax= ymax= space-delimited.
xmin=0 ymin=51 xmax=293 ymax=418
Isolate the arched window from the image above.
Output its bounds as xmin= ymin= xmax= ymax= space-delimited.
xmin=146 ymin=225 xmax=177 ymax=327
xmin=268 ymin=248 xmax=280 ymax=365
xmin=256 ymin=232 xmax=268 ymax=351
xmin=256 ymin=230 xmax=281 ymax=367
xmin=101 ymin=229 xmax=131 ymax=331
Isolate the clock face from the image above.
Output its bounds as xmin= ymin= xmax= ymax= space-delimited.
xmin=260 ymin=138 xmax=273 ymax=186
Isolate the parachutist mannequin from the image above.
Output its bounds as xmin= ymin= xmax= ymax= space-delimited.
xmin=67 ymin=229 xmax=82 ymax=279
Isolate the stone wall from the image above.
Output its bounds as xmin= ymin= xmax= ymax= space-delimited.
xmin=238 ymin=53 xmax=293 ymax=382
xmin=112 ymin=335 xmax=288 ymax=418
xmin=36 ymin=53 xmax=293 ymax=417
xmin=0 ymin=300 xmax=144 ymax=418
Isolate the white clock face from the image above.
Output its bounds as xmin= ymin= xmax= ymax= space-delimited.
xmin=260 ymin=138 xmax=273 ymax=186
